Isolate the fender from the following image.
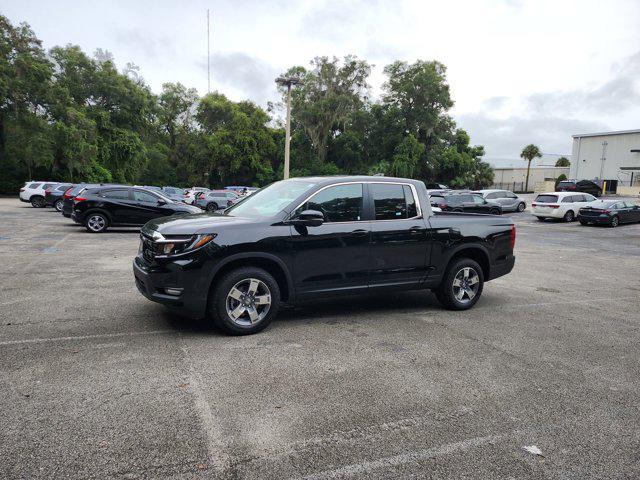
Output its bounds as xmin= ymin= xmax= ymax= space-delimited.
xmin=435 ymin=241 xmax=492 ymax=280
xmin=205 ymin=251 xmax=295 ymax=302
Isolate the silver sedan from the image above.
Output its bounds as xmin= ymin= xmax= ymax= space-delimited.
xmin=473 ymin=189 xmax=526 ymax=212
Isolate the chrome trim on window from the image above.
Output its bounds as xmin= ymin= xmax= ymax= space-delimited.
xmin=289 ymin=180 xmax=424 ymax=223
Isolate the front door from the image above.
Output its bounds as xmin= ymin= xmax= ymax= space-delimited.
xmin=368 ymin=183 xmax=430 ymax=288
xmin=131 ymin=189 xmax=167 ymax=225
xmin=289 ymin=183 xmax=371 ymax=298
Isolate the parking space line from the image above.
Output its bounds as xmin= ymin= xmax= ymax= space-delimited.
xmin=0 ymin=329 xmax=173 ymax=346
xmin=179 ymin=335 xmax=231 ymax=473
xmin=476 ymin=295 xmax=633 ymax=310
xmin=296 ymin=433 xmax=506 ymax=479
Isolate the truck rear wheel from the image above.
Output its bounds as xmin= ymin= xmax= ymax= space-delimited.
xmin=435 ymin=257 xmax=484 ymax=310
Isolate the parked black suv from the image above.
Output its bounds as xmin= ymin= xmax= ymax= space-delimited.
xmin=430 ymin=192 xmax=502 ymax=215
xmin=133 ymin=176 xmax=516 ymax=335
xmin=72 ymin=186 xmax=200 ymax=232
xmin=556 ymin=179 xmax=601 ymax=197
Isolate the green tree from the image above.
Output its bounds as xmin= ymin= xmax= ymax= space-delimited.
xmin=281 ymin=55 xmax=370 ymax=163
xmin=555 ymin=156 xmax=570 ymax=167
xmin=390 ymin=134 xmax=424 ymax=178
xmin=520 ymin=144 xmax=542 ymax=192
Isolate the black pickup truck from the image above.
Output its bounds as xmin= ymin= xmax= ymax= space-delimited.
xmin=133 ymin=176 xmax=515 ymax=335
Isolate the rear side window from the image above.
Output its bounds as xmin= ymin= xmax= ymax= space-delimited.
xmin=101 ymin=189 xmax=130 ymax=200
xmin=298 ymin=184 xmax=363 ymax=223
xmin=28 ymin=183 xmax=41 ymax=189
xmin=446 ymin=196 xmax=462 ymax=206
xmin=486 ymin=192 xmax=500 ymax=200
xmin=371 ymin=184 xmax=408 ymax=220
xmin=536 ymin=195 xmax=558 ymax=203
xmin=56 ymin=184 xmax=70 ymax=191
xmin=42 ymin=183 xmax=56 ymax=189
xmin=584 ymin=194 xmax=596 ymax=202
xmin=562 ymin=196 xmax=575 ymax=203
xmin=505 ymin=192 xmax=517 ymax=199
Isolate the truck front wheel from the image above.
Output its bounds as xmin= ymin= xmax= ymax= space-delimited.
xmin=435 ymin=257 xmax=484 ymax=310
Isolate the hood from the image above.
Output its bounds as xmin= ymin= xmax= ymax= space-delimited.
xmin=143 ymin=212 xmax=255 ymax=235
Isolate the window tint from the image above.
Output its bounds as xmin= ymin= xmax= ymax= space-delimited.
xmin=535 ymin=195 xmax=558 ymax=203
xmin=403 ymin=185 xmax=418 ymax=217
xmin=459 ymin=194 xmax=474 ymax=203
xmin=562 ymin=196 xmax=574 ymax=203
xmin=42 ymin=183 xmax=57 ymax=189
xmin=446 ymin=195 xmax=462 ymax=206
xmin=133 ymin=190 xmax=159 ymax=203
xmin=505 ymin=192 xmax=518 ymax=199
xmin=371 ymin=184 xmax=407 ymax=220
xmin=102 ymin=189 xmax=130 ymax=200
xmin=486 ymin=192 xmax=500 ymax=200
xmin=472 ymin=195 xmax=486 ymax=205
xmin=584 ymin=194 xmax=596 ymax=202
xmin=610 ymin=203 xmax=622 ymax=210
xmin=28 ymin=183 xmax=41 ymax=189
xmin=298 ymin=184 xmax=363 ymax=222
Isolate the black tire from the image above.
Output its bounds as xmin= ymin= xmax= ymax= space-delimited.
xmin=85 ymin=212 xmax=109 ymax=233
xmin=489 ymin=208 xmax=501 ymax=215
xmin=579 ymin=220 xmax=588 ymax=226
xmin=206 ymin=202 xmax=218 ymax=212
xmin=434 ymin=257 xmax=484 ymax=311
xmin=610 ymin=216 xmax=619 ymax=228
xmin=563 ymin=210 xmax=575 ymax=222
xmin=536 ymin=216 xmax=545 ymax=222
xmin=30 ymin=195 xmax=45 ymax=208
xmin=517 ymin=202 xmax=526 ymax=212
xmin=208 ymin=267 xmax=280 ymax=335
xmin=54 ymin=199 xmax=64 ymax=212
xmin=452 ymin=208 xmax=463 ymax=213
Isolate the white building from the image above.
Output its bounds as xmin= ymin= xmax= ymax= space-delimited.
xmin=571 ymin=129 xmax=640 ymax=189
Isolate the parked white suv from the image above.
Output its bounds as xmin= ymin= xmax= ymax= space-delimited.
xmin=19 ymin=181 xmax=59 ymax=207
xmin=183 ymin=187 xmax=210 ymax=205
xmin=532 ymin=192 xmax=597 ymax=222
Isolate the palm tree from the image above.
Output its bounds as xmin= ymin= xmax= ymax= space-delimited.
xmin=555 ymin=157 xmax=570 ymax=167
xmin=520 ymin=144 xmax=542 ymax=192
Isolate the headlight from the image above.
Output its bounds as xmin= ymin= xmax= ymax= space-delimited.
xmin=154 ymin=234 xmax=217 ymax=258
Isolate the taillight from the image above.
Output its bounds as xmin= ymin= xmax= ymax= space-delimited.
xmin=510 ymin=225 xmax=516 ymax=250
xmin=438 ymin=202 xmax=446 ymax=209
xmin=531 ymin=202 xmax=537 ymax=207
xmin=20 ymin=188 xmax=25 ymax=192
xmin=74 ymin=196 xmax=87 ymax=203
xmin=63 ymin=188 xmax=73 ymax=198
xmin=549 ymin=204 xmax=560 ymax=209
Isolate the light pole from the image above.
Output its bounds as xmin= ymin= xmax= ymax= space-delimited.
xmin=275 ymin=76 xmax=302 ymax=179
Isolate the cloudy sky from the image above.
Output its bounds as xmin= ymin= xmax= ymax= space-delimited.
xmin=5 ymin=0 xmax=640 ymax=166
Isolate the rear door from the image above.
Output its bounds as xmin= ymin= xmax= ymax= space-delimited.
xmin=290 ymin=183 xmax=371 ymax=297
xmin=368 ymin=183 xmax=430 ymax=287
xmin=98 ymin=188 xmax=138 ymax=224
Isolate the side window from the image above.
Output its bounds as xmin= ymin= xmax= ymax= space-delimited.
xmin=584 ymin=194 xmax=596 ymax=202
xmin=403 ymin=185 xmax=418 ymax=217
xmin=611 ymin=203 xmax=622 ymax=210
xmin=28 ymin=183 xmax=41 ymax=189
xmin=486 ymin=192 xmax=499 ymax=200
xmin=102 ymin=189 xmax=130 ymax=200
xmin=472 ymin=195 xmax=486 ymax=205
xmin=562 ymin=196 xmax=573 ymax=203
xmin=297 ymin=184 xmax=363 ymax=223
xmin=133 ymin=190 xmax=159 ymax=203
xmin=370 ymin=184 xmax=408 ymax=220
xmin=505 ymin=192 xmax=518 ymax=199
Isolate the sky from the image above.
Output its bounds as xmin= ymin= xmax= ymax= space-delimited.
xmin=4 ymin=0 xmax=640 ymax=167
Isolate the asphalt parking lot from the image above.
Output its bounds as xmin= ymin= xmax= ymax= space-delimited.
xmin=1 ymin=197 xmax=639 ymax=479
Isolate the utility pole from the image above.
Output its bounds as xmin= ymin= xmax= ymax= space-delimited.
xmin=275 ymin=76 xmax=302 ymax=179
xmin=207 ymin=9 xmax=211 ymax=94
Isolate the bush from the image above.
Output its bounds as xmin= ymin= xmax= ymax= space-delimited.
xmin=555 ymin=173 xmax=567 ymax=186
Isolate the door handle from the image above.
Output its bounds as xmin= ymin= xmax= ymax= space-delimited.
xmin=409 ymin=226 xmax=423 ymax=234
xmin=350 ymin=229 xmax=368 ymax=237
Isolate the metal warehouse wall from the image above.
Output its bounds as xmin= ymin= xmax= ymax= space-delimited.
xmin=571 ymin=132 xmax=640 ymax=183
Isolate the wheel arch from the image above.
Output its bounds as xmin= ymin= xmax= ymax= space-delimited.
xmin=207 ymin=253 xmax=293 ymax=304
xmin=445 ymin=244 xmax=491 ymax=281
xmin=84 ymin=208 xmax=113 ymax=224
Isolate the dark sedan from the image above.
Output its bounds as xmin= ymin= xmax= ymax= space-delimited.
xmin=430 ymin=192 xmax=502 ymax=215
xmin=44 ymin=183 xmax=74 ymax=211
xmin=72 ymin=186 xmax=200 ymax=232
xmin=578 ymin=200 xmax=640 ymax=227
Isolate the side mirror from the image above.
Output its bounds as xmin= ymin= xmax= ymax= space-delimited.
xmin=289 ymin=209 xmax=324 ymax=227
xmin=157 ymin=199 xmax=167 ymax=206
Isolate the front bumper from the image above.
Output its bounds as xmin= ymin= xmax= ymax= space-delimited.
xmin=132 ymin=255 xmax=208 ymax=319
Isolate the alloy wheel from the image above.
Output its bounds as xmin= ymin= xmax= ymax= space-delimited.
xmin=611 ymin=216 xmax=619 ymax=227
xmin=55 ymin=200 xmax=64 ymax=211
xmin=225 ymin=278 xmax=271 ymax=326
xmin=517 ymin=202 xmax=525 ymax=212
xmin=87 ymin=214 xmax=106 ymax=232
xmin=452 ymin=267 xmax=480 ymax=304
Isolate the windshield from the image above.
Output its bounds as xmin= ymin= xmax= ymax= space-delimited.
xmin=225 ymin=179 xmax=318 ymax=218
